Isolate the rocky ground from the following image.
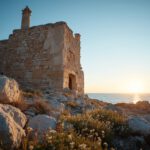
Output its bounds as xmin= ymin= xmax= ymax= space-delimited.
xmin=0 ymin=75 xmax=150 ymax=150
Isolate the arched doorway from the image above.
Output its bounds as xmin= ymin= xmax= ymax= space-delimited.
xmin=68 ymin=74 xmax=76 ymax=90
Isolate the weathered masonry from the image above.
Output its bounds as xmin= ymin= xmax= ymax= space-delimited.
xmin=0 ymin=6 xmax=84 ymax=95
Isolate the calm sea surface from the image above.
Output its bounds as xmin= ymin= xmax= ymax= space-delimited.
xmin=87 ymin=93 xmax=150 ymax=104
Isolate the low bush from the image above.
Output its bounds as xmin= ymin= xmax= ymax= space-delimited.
xmin=32 ymin=99 xmax=53 ymax=115
xmin=65 ymin=109 xmax=129 ymax=145
xmin=116 ymin=101 xmax=150 ymax=114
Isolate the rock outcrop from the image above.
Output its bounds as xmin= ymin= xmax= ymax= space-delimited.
xmin=0 ymin=75 xmax=20 ymax=103
xmin=28 ymin=114 xmax=56 ymax=134
xmin=0 ymin=104 xmax=27 ymax=149
xmin=112 ymin=136 xmax=148 ymax=150
xmin=128 ymin=116 xmax=150 ymax=136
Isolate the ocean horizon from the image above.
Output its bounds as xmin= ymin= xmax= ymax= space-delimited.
xmin=87 ymin=93 xmax=150 ymax=104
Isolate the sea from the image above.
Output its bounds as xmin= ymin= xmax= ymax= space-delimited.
xmin=87 ymin=93 xmax=150 ymax=104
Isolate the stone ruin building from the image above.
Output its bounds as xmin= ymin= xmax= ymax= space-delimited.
xmin=0 ymin=6 xmax=84 ymax=95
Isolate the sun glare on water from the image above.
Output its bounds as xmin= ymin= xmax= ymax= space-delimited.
xmin=128 ymin=81 xmax=144 ymax=94
xmin=126 ymin=81 xmax=145 ymax=103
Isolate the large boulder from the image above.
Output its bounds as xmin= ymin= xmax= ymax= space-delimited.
xmin=0 ymin=104 xmax=27 ymax=149
xmin=128 ymin=116 xmax=150 ymax=136
xmin=0 ymin=75 xmax=20 ymax=103
xmin=112 ymin=136 xmax=149 ymax=150
xmin=28 ymin=114 xmax=57 ymax=134
xmin=0 ymin=104 xmax=27 ymax=127
xmin=143 ymin=114 xmax=150 ymax=123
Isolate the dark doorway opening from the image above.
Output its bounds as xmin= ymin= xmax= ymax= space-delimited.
xmin=68 ymin=74 xmax=76 ymax=90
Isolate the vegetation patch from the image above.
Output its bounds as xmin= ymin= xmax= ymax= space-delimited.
xmin=116 ymin=101 xmax=150 ymax=114
xmin=31 ymin=99 xmax=54 ymax=115
xmin=22 ymin=89 xmax=43 ymax=98
xmin=22 ymin=129 xmax=103 ymax=150
xmin=64 ymin=109 xmax=130 ymax=145
xmin=66 ymin=101 xmax=79 ymax=108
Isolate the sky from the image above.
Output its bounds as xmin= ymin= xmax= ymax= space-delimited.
xmin=0 ymin=0 xmax=150 ymax=93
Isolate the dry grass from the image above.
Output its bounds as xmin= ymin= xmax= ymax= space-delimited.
xmin=0 ymin=96 xmax=29 ymax=112
xmin=31 ymin=99 xmax=54 ymax=115
xmin=9 ymin=100 xmax=29 ymax=112
xmin=21 ymin=89 xmax=43 ymax=98
xmin=66 ymin=101 xmax=79 ymax=108
xmin=0 ymin=94 xmax=54 ymax=115
xmin=61 ymin=109 xmax=70 ymax=117
xmin=116 ymin=101 xmax=150 ymax=114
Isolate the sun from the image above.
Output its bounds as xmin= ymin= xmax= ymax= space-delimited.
xmin=128 ymin=81 xmax=144 ymax=94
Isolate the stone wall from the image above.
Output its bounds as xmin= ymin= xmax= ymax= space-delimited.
xmin=0 ymin=22 xmax=84 ymax=95
xmin=63 ymin=26 xmax=84 ymax=95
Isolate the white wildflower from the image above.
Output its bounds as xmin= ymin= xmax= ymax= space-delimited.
xmin=49 ymin=130 xmax=57 ymax=134
xmin=79 ymin=143 xmax=87 ymax=149
xmin=27 ymin=127 xmax=33 ymax=132
xmin=103 ymin=142 xmax=108 ymax=148
xmin=29 ymin=144 xmax=34 ymax=150
xmin=70 ymin=142 xmax=75 ymax=149
xmin=68 ymin=134 xmax=72 ymax=140
xmin=97 ymin=137 xmax=101 ymax=142
xmin=95 ymin=132 xmax=98 ymax=136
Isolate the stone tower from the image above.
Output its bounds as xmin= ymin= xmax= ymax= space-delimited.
xmin=0 ymin=7 xmax=84 ymax=96
xmin=21 ymin=6 xmax=31 ymax=29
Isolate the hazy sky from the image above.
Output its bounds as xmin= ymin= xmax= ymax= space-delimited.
xmin=0 ymin=0 xmax=150 ymax=93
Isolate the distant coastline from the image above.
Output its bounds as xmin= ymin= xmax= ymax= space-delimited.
xmin=87 ymin=93 xmax=150 ymax=104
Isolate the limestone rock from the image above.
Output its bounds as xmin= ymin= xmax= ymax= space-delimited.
xmin=0 ymin=104 xmax=27 ymax=127
xmin=48 ymin=100 xmax=65 ymax=112
xmin=24 ymin=108 xmax=36 ymax=118
xmin=128 ymin=116 xmax=150 ymax=136
xmin=0 ymin=104 xmax=26 ymax=149
xmin=0 ymin=75 xmax=20 ymax=103
xmin=112 ymin=136 xmax=149 ymax=150
xmin=28 ymin=114 xmax=56 ymax=134
xmin=143 ymin=114 xmax=150 ymax=123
